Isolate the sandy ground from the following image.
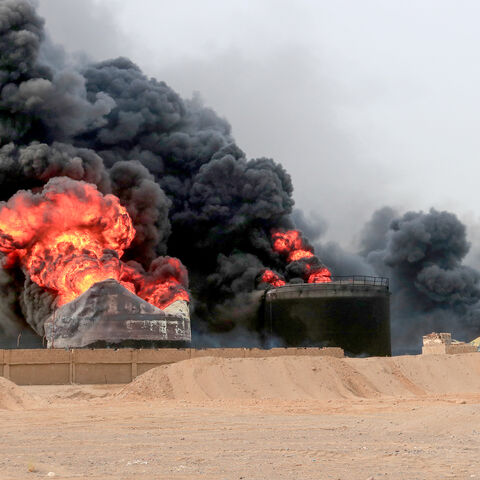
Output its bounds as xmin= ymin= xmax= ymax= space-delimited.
xmin=1 ymin=354 xmax=480 ymax=479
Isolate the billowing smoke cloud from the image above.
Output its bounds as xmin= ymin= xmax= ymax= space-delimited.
xmin=358 ymin=208 xmax=480 ymax=353
xmin=293 ymin=207 xmax=480 ymax=353
xmin=292 ymin=209 xmax=374 ymax=277
xmin=0 ymin=0 xmax=294 ymax=344
xmin=1 ymin=0 xmax=479 ymax=352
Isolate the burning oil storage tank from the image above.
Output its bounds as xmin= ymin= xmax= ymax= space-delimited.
xmin=262 ymin=276 xmax=391 ymax=356
xmin=44 ymin=279 xmax=191 ymax=349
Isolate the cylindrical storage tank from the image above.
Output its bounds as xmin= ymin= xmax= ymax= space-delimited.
xmin=262 ymin=277 xmax=391 ymax=356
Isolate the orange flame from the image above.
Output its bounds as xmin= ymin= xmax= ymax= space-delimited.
xmin=307 ymin=267 xmax=332 ymax=284
xmin=121 ymin=257 xmax=189 ymax=308
xmin=288 ymin=249 xmax=314 ymax=262
xmin=272 ymin=230 xmax=306 ymax=256
xmin=0 ymin=178 xmax=188 ymax=309
xmin=262 ymin=229 xmax=331 ymax=287
xmin=261 ymin=269 xmax=286 ymax=287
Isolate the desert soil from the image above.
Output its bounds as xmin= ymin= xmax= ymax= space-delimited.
xmin=1 ymin=354 xmax=480 ymax=479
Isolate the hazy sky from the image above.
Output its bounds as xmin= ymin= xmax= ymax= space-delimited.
xmin=37 ymin=0 xmax=480 ymax=257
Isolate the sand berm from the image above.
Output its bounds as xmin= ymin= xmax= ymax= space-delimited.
xmin=117 ymin=352 xmax=480 ymax=401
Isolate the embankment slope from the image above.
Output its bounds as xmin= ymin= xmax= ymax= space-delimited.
xmin=118 ymin=353 xmax=480 ymax=401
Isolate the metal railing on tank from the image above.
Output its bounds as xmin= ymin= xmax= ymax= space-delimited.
xmin=328 ymin=275 xmax=389 ymax=287
xmin=266 ymin=275 xmax=389 ymax=292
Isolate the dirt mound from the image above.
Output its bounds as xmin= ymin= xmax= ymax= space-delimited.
xmin=118 ymin=353 xmax=480 ymax=401
xmin=0 ymin=377 xmax=40 ymax=410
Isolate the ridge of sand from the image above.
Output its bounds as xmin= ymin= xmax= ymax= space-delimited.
xmin=0 ymin=376 xmax=41 ymax=410
xmin=118 ymin=353 xmax=480 ymax=401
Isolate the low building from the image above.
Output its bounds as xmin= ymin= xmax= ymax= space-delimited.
xmin=422 ymin=332 xmax=477 ymax=355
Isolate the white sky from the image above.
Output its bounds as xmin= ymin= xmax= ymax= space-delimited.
xmin=38 ymin=0 xmax=480 ymax=261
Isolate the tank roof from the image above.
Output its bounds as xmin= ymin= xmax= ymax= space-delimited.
xmin=265 ymin=276 xmax=390 ymax=299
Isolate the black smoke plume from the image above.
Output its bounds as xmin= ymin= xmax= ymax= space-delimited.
xmin=0 ymin=0 xmax=479 ymax=352
xmin=0 ymin=0 xmax=295 ymax=345
xmin=296 ymin=207 xmax=480 ymax=353
xmin=360 ymin=208 xmax=480 ymax=353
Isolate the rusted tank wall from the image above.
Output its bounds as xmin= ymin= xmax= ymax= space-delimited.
xmin=0 ymin=347 xmax=344 ymax=385
xmin=263 ymin=282 xmax=391 ymax=356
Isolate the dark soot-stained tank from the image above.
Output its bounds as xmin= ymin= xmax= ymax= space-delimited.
xmin=262 ymin=276 xmax=391 ymax=356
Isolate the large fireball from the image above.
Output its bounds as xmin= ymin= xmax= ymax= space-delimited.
xmin=0 ymin=178 xmax=188 ymax=309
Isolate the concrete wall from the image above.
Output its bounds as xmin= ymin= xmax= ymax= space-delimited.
xmin=422 ymin=332 xmax=477 ymax=355
xmin=0 ymin=347 xmax=344 ymax=385
xmin=422 ymin=344 xmax=449 ymax=355
xmin=422 ymin=343 xmax=477 ymax=355
xmin=447 ymin=344 xmax=478 ymax=354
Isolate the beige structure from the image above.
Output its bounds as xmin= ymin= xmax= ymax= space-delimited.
xmin=0 ymin=347 xmax=344 ymax=385
xmin=422 ymin=332 xmax=477 ymax=355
